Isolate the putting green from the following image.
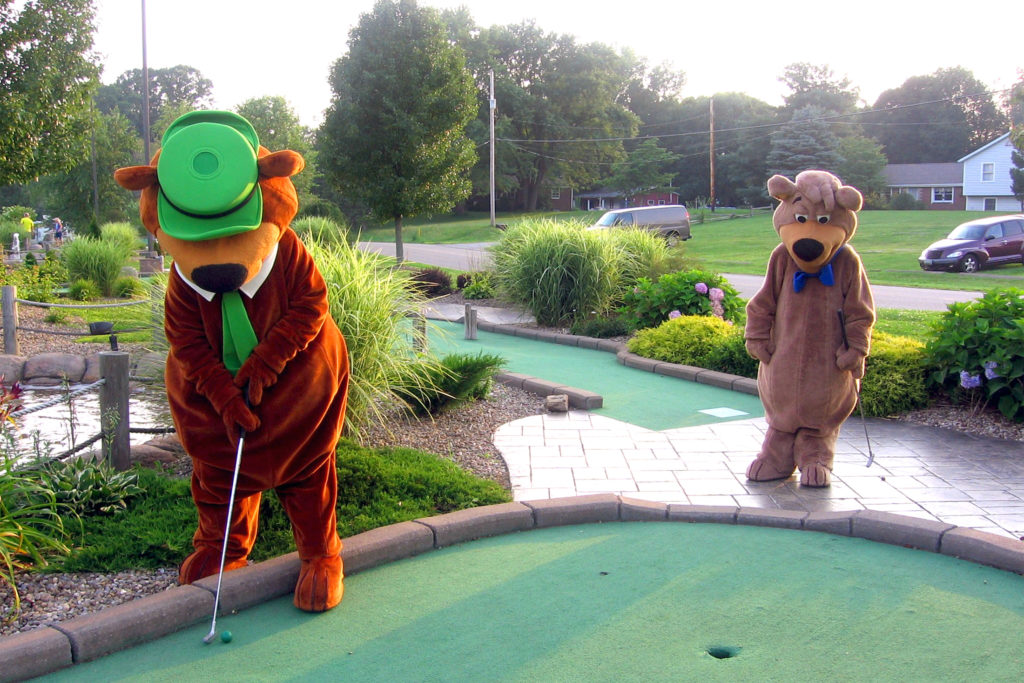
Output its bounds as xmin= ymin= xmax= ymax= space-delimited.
xmin=48 ymin=523 xmax=1024 ymax=681
xmin=428 ymin=321 xmax=764 ymax=431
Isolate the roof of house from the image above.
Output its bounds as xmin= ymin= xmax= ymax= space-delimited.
xmin=957 ymin=132 xmax=1011 ymax=163
xmin=883 ymin=163 xmax=963 ymax=186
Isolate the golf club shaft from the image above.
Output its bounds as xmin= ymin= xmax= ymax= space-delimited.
xmin=204 ymin=426 xmax=246 ymax=642
xmin=837 ymin=310 xmax=875 ymax=467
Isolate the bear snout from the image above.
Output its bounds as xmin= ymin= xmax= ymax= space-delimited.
xmin=191 ymin=263 xmax=249 ymax=293
xmin=792 ymin=238 xmax=824 ymax=262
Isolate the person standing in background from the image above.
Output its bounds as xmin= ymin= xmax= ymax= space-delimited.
xmin=54 ymin=217 xmax=64 ymax=246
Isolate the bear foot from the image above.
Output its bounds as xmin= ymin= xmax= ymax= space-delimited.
xmin=746 ymin=458 xmax=795 ymax=482
xmin=799 ymin=463 xmax=832 ymax=488
xmin=294 ymin=554 xmax=344 ymax=612
xmin=178 ymin=549 xmax=248 ymax=584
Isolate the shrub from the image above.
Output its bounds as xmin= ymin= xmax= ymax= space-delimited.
xmin=569 ymin=314 xmax=631 ymax=339
xmin=627 ymin=314 xmax=737 ymax=368
xmin=407 ymin=266 xmax=454 ymax=297
xmin=705 ymin=325 xmax=759 ymax=378
xmin=602 ymin=228 xmax=668 ymax=292
xmin=860 ymin=332 xmax=929 ymax=417
xmin=888 ymin=192 xmax=925 ymax=210
xmin=457 ymin=273 xmax=473 ymax=289
xmin=44 ymin=309 xmax=68 ymax=324
xmin=306 ymin=240 xmax=439 ymax=437
xmin=0 ymin=252 xmax=67 ymax=303
xmin=113 ymin=275 xmax=147 ymax=298
xmin=61 ymin=236 xmax=133 ymax=297
xmin=292 ymin=216 xmax=349 ymax=247
xmin=392 ymin=352 xmax=504 ymax=416
xmin=99 ymin=222 xmax=143 ymax=252
xmin=923 ymin=288 xmax=1024 ymax=421
xmin=37 ymin=458 xmax=145 ymax=517
xmin=491 ymin=219 xmax=620 ymax=326
xmin=68 ymin=278 xmax=100 ymax=301
xmin=620 ymin=269 xmax=743 ymax=330
xmin=462 ymin=271 xmax=495 ymax=299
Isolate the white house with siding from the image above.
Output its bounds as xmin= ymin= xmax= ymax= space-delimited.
xmin=958 ymin=132 xmax=1022 ymax=212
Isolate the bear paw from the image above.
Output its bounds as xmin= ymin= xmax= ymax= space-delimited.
xmin=799 ymin=463 xmax=832 ymax=488
xmin=745 ymin=458 xmax=795 ymax=482
xmin=294 ymin=554 xmax=344 ymax=612
xmin=178 ymin=549 xmax=248 ymax=585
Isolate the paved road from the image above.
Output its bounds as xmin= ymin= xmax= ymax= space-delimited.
xmin=359 ymin=241 xmax=983 ymax=311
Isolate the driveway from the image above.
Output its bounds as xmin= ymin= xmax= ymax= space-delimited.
xmin=358 ymin=242 xmax=983 ymax=311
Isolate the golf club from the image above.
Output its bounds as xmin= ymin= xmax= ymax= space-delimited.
xmin=837 ymin=310 xmax=875 ymax=467
xmin=202 ymin=423 xmax=246 ymax=644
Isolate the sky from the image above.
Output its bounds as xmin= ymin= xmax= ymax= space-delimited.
xmin=92 ymin=0 xmax=1022 ymax=129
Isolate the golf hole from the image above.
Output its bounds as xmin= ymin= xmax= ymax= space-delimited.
xmin=706 ymin=645 xmax=741 ymax=659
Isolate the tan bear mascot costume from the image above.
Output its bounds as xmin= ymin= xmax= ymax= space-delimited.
xmin=115 ymin=111 xmax=349 ymax=611
xmin=744 ymin=170 xmax=874 ymax=487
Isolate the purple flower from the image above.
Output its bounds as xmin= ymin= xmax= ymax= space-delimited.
xmin=959 ymin=371 xmax=982 ymax=389
xmin=709 ymin=287 xmax=724 ymax=302
xmin=984 ymin=361 xmax=1000 ymax=380
xmin=695 ymin=282 xmax=708 ymax=295
xmin=668 ymin=310 xmax=682 ymax=319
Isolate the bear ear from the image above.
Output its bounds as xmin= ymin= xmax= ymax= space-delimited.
xmin=836 ymin=185 xmax=863 ymax=212
xmin=258 ymin=150 xmax=305 ymax=179
xmin=114 ymin=165 xmax=158 ymax=191
xmin=767 ymin=174 xmax=798 ymax=201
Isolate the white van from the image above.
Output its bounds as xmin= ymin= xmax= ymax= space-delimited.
xmin=588 ymin=205 xmax=691 ymax=245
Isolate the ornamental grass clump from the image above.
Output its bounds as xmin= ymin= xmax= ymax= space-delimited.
xmin=61 ymin=236 xmax=133 ymax=297
xmin=923 ymin=288 xmax=1024 ymax=420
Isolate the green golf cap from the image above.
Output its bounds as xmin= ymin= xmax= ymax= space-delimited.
xmin=157 ymin=111 xmax=262 ymax=241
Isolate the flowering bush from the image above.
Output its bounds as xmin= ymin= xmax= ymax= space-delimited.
xmin=924 ymin=288 xmax=1024 ymax=421
xmin=619 ymin=269 xmax=743 ymax=330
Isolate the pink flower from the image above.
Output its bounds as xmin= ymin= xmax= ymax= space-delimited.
xmin=695 ymin=282 xmax=708 ymax=295
xmin=668 ymin=310 xmax=682 ymax=319
xmin=709 ymin=287 xmax=724 ymax=302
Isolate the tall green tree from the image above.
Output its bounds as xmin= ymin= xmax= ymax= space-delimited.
xmin=32 ymin=109 xmax=141 ymax=226
xmin=95 ymin=64 xmax=213 ymax=151
xmin=866 ymin=67 xmax=1008 ymax=163
xmin=836 ymin=135 xmax=888 ymax=198
xmin=319 ymin=0 xmax=477 ymax=262
xmin=236 ymin=96 xmax=315 ymax=204
xmin=605 ymin=139 xmax=678 ymax=201
xmin=766 ymin=106 xmax=843 ymax=179
xmin=1011 ymin=79 xmax=1024 ymax=208
xmin=780 ymin=63 xmax=860 ymax=116
xmin=0 ymin=0 xmax=100 ymax=185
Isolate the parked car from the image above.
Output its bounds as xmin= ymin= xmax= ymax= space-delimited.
xmin=918 ymin=214 xmax=1024 ymax=273
xmin=587 ymin=205 xmax=691 ymax=246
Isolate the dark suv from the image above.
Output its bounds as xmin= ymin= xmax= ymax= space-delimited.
xmin=919 ymin=214 xmax=1024 ymax=273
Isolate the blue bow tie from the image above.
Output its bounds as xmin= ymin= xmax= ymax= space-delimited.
xmin=793 ymin=245 xmax=844 ymax=292
xmin=793 ymin=263 xmax=834 ymax=292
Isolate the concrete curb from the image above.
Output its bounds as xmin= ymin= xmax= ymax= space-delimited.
xmin=4 ymin=501 xmax=1022 ymax=681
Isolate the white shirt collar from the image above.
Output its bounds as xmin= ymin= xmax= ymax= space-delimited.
xmin=175 ymin=242 xmax=279 ymax=302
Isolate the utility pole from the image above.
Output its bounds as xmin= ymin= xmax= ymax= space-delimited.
xmin=708 ymin=96 xmax=716 ymax=213
xmin=489 ymin=70 xmax=496 ymax=228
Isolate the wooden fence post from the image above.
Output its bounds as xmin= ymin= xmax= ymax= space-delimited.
xmin=2 ymin=285 xmax=18 ymax=355
xmin=464 ymin=303 xmax=478 ymax=340
xmin=99 ymin=351 xmax=131 ymax=470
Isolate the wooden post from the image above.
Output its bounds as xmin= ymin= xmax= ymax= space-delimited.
xmin=2 ymin=285 xmax=18 ymax=355
xmin=464 ymin=304 xmax=478 ymax=340
xmin=99 ymin=351 xmax=131 ymax=470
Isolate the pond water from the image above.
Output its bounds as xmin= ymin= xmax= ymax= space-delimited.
xmin=4 ymin=383 xmax=174 ymax=469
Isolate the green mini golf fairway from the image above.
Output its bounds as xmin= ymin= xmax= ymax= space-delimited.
xmin=428 ymin=321 xmax=764 ymax=431
xmin=47 ymin=523 xmax=1024 ymax=682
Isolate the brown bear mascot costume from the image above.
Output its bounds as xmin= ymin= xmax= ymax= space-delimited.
xmin=115 ymin=110 xmax=349 ymax=611
xmin=744 ymin=170 xmax=874 ymax=487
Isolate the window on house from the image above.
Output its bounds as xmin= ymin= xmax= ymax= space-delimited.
xmin=551 ymin=189 xmax=561 ymax=200
xmin=984 ymin=198 xmax=996 ymax=211
xmin=982 ymin=163 xmax=995 ymax=182
xmin=932 ymin=187 xmax=953 ymax=203
xmin=658 ymin=200 xmax=666 ymax=205
xmin=647 ymin=200 xmax=655 ymax=206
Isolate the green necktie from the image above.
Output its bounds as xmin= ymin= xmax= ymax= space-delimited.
xmin=221 ymin=291 xmax=258 ymax=376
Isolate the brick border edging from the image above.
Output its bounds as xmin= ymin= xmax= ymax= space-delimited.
xmin=4 ymin=498 xmax=1023 ymax=681
xmin=479 ymin=321 xmax=759 ymax=406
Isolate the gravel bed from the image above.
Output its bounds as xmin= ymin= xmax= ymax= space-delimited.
xmin=4 ymin=297 xmax=1022 ymax=637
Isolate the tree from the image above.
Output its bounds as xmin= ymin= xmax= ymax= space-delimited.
xmin=780 ymin=62 xmax=860 ymax=116
xmin=766 ymin=106 xmax=843 ymax=179
xmin=0 ymin=0 xmax=100 ymax=185
xmin=95 ymin=64 xmax=213 ymax=150
xmin=836 ymin=135 xmax=888 ymax=198
xmin=1011 ymin=78 xmax=1024 ymax=208
xmin=319 ymin=0 xmax=477 ymax=262
xmin=236 ymin=96 xmax=315 ymax=203
xmin=866 ymin=67 xmax=1008 ymax=163
xmin=32 ymin=109 xmax=141 ymax=226
xmin=605 ymin=139 xmax=678 ymax=201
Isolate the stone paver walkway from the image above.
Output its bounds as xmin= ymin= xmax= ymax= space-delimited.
xmin=495 ymin=411 xmax=1024 ymax=540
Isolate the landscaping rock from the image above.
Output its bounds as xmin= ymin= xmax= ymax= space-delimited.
xmin=22 ymin=352 xmax=86 ymax=386
xmin=545 ymin=394 xmax=569 ymax=412
xmin=0 ymin=354 xmax=26 ymax=383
